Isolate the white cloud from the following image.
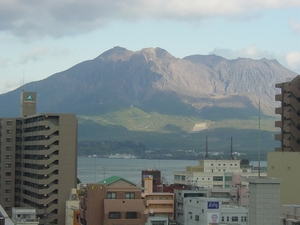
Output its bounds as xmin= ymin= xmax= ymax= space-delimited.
xmin=19 ymin=47 xmax=70 ymax=64
xmin=209 ymin=46 xmax=275 ymax=60
xmin=0 ymin=78 xmax=22 ymax=94
xmin=0 ymin=0 xmax=299 ymax=39
xmin=0 ymin=58 xmax=11 ymax=67
xmin=290 ymin=18 xmax=300 ymax=35
xmin=286 ymin=51 xmax=300 ymax=73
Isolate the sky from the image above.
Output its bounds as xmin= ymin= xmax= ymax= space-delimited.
xmin=0 ymin=0 xmax=299 ymax=94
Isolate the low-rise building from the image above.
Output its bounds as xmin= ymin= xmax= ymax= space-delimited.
xmin=280 ymin=205 xmax=300 ymax=225
xmin=79 ymin=176 xmax=147 ymax=225
xmin=174 ymin=159 xmax=266 ymax=189
xmin=176 ymin=197 xmax=247 ymax=225
xmin=11 ymin=207 xmax=39 ymax=225
xmin=142 ymin=175 xmax=174 ymax=219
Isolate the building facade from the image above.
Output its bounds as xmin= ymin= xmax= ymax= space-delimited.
xmin=175 ymin=197 xmax=247 ymax=225
xmin=275 ymin=75 xmax=300 ymax=151
xmin=247 ymin=177 xmax=281 ymax=225
xmin=142 ymin=175 xmax=174 ymax=220
xmin=79 ymin=176 xmax=148 ymax=225
xmin=0 ymin=92 xmax=78 ymax=225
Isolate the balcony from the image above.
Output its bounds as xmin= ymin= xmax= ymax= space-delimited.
xmin=275 ymin=94 xmax=282 ymax=101
xmin=275 ymin=107 xmax=282 ymax=115
xmin=275 ymin=134 xmax=282 ymax=141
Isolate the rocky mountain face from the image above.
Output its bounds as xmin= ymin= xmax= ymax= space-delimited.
xmin=0 ymin=47 xmax=296 ymax=118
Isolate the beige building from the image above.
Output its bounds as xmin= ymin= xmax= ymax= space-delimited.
xmin=174 ymin=159 xmax=266 ymax=188
xmin=142 ymin=175 xmax=174 ymax=220
xmin=275 ymin=75 xmax=300 ymax=151
xmin=0 ymin=92 xmax=78 ymax=225
xmin=79 ymin=176 xmax=148 ymax=225
xmin=268 ymin=152 xmax=300 ymax=205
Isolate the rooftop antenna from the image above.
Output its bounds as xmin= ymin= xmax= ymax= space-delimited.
xmin=258 ymin=98 xmax=261 ymax=178
xmin=205 ymin=136 xmax=209 ymax=159
xmin=22 ymin=70 xmax=25 ymax=92
xmin=229 ymin=137 xmax=234 ymax=160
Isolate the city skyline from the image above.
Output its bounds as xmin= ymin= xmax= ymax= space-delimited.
xmin=0 ymin=0 xmax=299 ymax=94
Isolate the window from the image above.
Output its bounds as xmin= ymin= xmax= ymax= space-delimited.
xmin=126 ymin=212 xmax=137 ymax=219
xmin=125 ymin=192 xmax=135 ymax=199
xmin=6 ymin=155 xmax=12 ymax=159
xmin=211 ymin=164 xmax=214 ymax=166
xmin=5 ymin=172 xmax=11 ymax=176
xmin=232 ymin=216 xmax=238 ymax=221
xmin=225 ymin=176 xmax=232 ymax=181
xmin=4 ymin=207 xmax=11 ymax=212
xmin=6 ymin=147 xmax=12 ymax=151
xmin=222 ymin=216 xmax=224 ymax=222
xmin=152 ymin=222 xmax=165 ymax=225
xmin=227 ymin=217 xmax=229 ymax=222
xmin=6 ymin=130 xmax=12 ymax=134
xmin=6 ymin=138 xmax=12 ymax=142
xmin=6 ymin=121 xmax=12 ymax=125
xmin=107 ymin=192 xmax=116 ymax=199
xmin=109 ymin=212 xmax=121 ymax=219
xmin=5 ymin=164 xmax=11 ymax=168
xmin=241 ymin=216 xmax=247 ymax=222
xmin=5 ymin=189 xmax=11 ymax=193
xmin=195 ymin=215 xmax=199 ymax=221
xmin=5 ymin=180 xmax=11 ymax=185
xmin=174 ymin=175 xmax=180 ymax=180
xmin=5 ymin=198 xmax=11 ymax=202
xmin=213 ymin=176 xmax=223 ymax=181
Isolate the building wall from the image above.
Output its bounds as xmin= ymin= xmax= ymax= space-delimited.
xmin=248 ymin=177 xmax=281 ymax=225
xmin=80 ymin=182 xmax=148 ymax=225
xmin=179 ymin=197 xmax=247 ymax=225
xmin=0 ymin=118 xmax=20 ymax=216
xmin=268 ymin=152 xmax=300 ymax=205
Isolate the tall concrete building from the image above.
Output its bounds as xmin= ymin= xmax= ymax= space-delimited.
xmin=247 ymin=177 xmax=281 ymax=225
xmin=268 ymin=75 xmax=300 ymax=205
xmin=0 ymin=92 xmax=78 ymax=225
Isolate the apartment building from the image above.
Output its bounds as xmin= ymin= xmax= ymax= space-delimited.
xmin=0 ymin=92 xmax=78 ymax=225
xmin=274 ymin=75 xmax=300 ymax=151
xmin=79 ymin=176 xmax=147 ymax=225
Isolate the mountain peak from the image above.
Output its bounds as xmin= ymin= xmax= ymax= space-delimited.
xmin=97 ymin=46 xmax=133 ymax=61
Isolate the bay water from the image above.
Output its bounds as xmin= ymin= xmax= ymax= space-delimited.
xmin=77 ymin=157 xmax=267 ymax=185
xmin=77 ymin=157 xmax=197 ymax=185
